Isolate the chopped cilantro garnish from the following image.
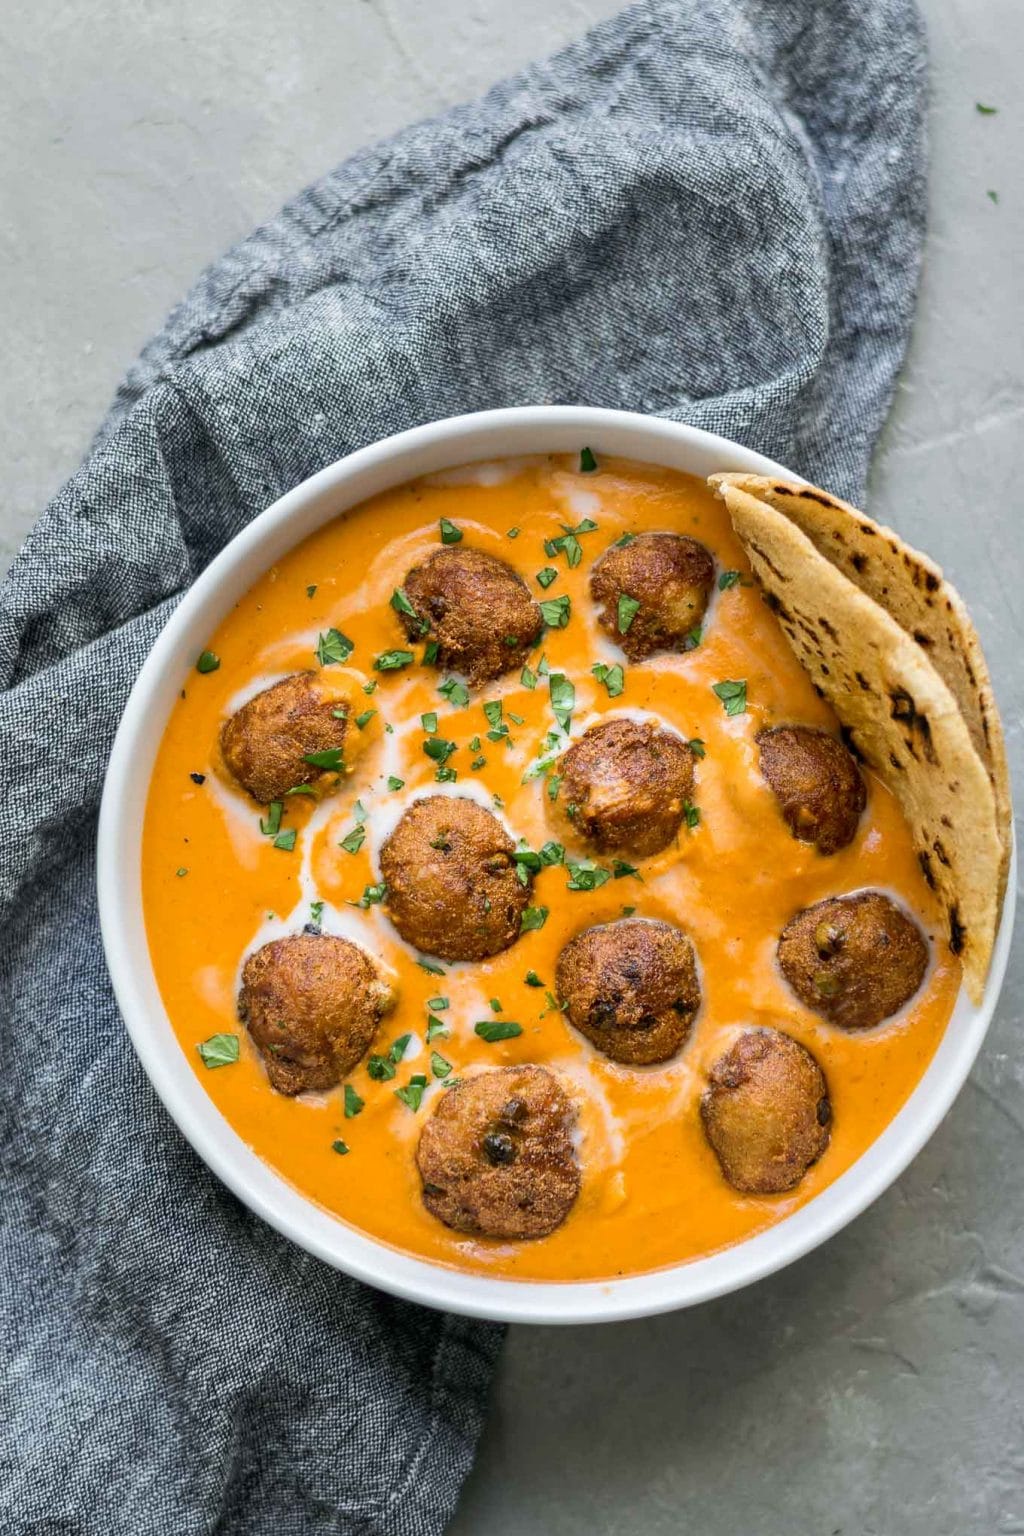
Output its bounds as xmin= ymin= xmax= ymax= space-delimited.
xmin=520 ymin=664 xmax=537 ymax=690
xmin=175 ymin=867 xmax=188 ymax=877
xmin=427 ymin=996 xmax=449 ymax=1011
xmin=524 ymin=970 xmax=544 ymax=988
xmin=284 ymin=784 xmax=317 ymax=798
xmin=688 ymin=738 xmax=706 ymax=759
xmin=344 ymin=1083 xmax=364 ymax=1118
xmin=520 ymin=905 xmax=549 ymax=933
xmin=363 ymin=680 xmax=378 ymax=695
xmin=549 ymin=672 xmax=575 ymax=731
xmin=483 ymin=700 xmax=503 ymax=729
xmin=260 ymin=801 xmax=283 ymax=837
xmin=435 ymin=766 xmax=457 ymax=782
xmin=612 ymin=532 xmax=635 ymax=548
xmin=309 ymin=899 xmax=324 ymax=925
xmin=316 ymin=628 xmax=354 ymax=666
xmin=430 ymin=1052 xmax=453 ymax=1079
xmin=718 ymin=569 xmax=742 ymax=590
xmin=350 ymin=880 xmax=386 ymax=908
xmin=611 ymin=859 xmax=641 ymax=881
xmin=513 ymin=845 xmax=541 ymax=881
xmin=438 ymin=678 xmax=470 ymax=709
xmin=539 ymin=840 xmax=564 ymax=865
xmin=536 ymin=567 xmax=558 ymax=589
xmin=547 ymin=774 xmax=562 ymax=802
xmin=196 ymin=650 xmax=220 ymax=674
xmin=374 ymin=649 xmax=415 ymax=671
xmin=976 ymin=102 xmax=998 ymax=114
xmin=579 ymin=446 xmax=598 ymax=473
xmin=387 ymin=775 xmax=405 ymax=791
xmin=273 ymin=829 xmax=297 ymax=852
xmin=332 ymin=1139 xmax=350 ymax=1155
xmin=417 ymin=957 xmax=446 ymax=976
xmin=683 ymin=801 xmax=701 ymax=829
xmin=303 ymin=747 xmax=344 ymax=771
xmin=423 ymin=737 xmax=456 ymax=764
xmin=394 ymin=1074 xmax=428 ymax=1111
xmin=712 ymin=679 xmax=747 ymax=716
xmin=592 ymin=662 xmax=625 ymax=698
xmin=421 ymin=711 xmax=438 ymax=734
xmin=566 ymin=859 xmax=611 ymax=892
xmin=355 ymin=710 xmax=375 ymax=730
xmin=306 ymin=584 xmax=317 ymax=598
xmin=471 ymin=756 xmax=487 ymax=770
xmin=426 ymin=1018 xmax=449 ymax=1042
xmin=540 ymin=594 xmax=571 ymax=628
xmin=439 ymin=518 xmax=462 ymax=544
xmin=390 ymin=587 xmax=419 ymax=620
xmin=507 ymin=527 xmax=520 ymax=539
xmin=474 ymin=1020 xmax=524 ymax=1043
xmin=339 ymin=825 xmax=366 ymax=854
xmin=617 ymin=594 xmax=641 ymax=634
xmin=197 ymin=1033 xmax=239 ymax=1068
xmin=366 ymin=1055 xmax=396 ymax=1082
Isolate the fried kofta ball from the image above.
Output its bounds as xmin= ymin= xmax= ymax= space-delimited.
xmin=416 ymin=1066 xmax=580 ymax=1238
xmin=590 ymin=531 xmax=715 ymax=662
xmin=397 ymin=546 xmax=543 ymax=687
xmin=379 ymin=796 xmax=530 ymax=961
xmin=701 ymin=1028 xmax=831 ymax=1194
xmin=220 ymin=671 xmax=347 ymax=804
xmin=238 ymin=933 xmax=394 ymax=1096
xmin=555 ymin=717 xmax=696 ymax=857
xmin=777 ymin=891 xmax=928 ymax=1030
xmin=556 ymin=918 xmax=701 ymax=1065
xmin=757 ymin=725 xmax=866 ymax=855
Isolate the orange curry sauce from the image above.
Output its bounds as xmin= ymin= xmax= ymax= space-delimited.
xmin=142 ymin=456 xmax=958 ymax=1281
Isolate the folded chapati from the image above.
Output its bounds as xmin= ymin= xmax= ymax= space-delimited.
xmin=711 ymin=477 xmax=1006 ymax=1004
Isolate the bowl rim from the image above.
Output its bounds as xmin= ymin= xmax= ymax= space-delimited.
xmin=97 ymin=404 xmax=1015 ymax=1325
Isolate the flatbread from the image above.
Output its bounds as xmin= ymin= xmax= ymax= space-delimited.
xmin=711 ymin=471 xmax=1011 ymax=905
xmin=713 ymin=480 xmax=1003 ymax=1003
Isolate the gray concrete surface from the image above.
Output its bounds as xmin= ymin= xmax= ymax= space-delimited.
xmin=3 ymin=3 xmax=1021 ymax=1533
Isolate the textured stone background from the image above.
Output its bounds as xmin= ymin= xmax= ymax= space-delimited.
xmin=2 ymin=4 xmax=1020 ymax=1532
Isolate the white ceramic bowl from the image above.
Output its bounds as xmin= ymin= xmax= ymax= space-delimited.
xmin=98 ymin=405 xmax=1015 ymax=1325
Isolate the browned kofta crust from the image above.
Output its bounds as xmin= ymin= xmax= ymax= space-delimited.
xmin=777 ymin=891 xmax=929 ymax=1031
xmin=398 ymin=546 xmax=543 ymax=688
xmin=757 ymin=725 xmax=866 ymax=855
xmin=556 ymin=918 xmax=701 ymax=1065
xmin=379 ymin=796 xmax=530 ymax=961
xmin=556 ymin=717 xmax=696 ymax=857
xmin=590 ymin=530 xmax=715 ymax=661
xmin=220 ymin=671 xmax=347 ymax=804
xmin=416 ymin=1065 xmax=581 ymax=1239
xmin=701 ymin=1028 xmax=832 ymax=1195
xmin=238 ymin=933 xmax=393 ymax=1096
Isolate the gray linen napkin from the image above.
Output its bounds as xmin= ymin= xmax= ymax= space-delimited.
xmin=0 ymin=1 xmax=927 ymax=1531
